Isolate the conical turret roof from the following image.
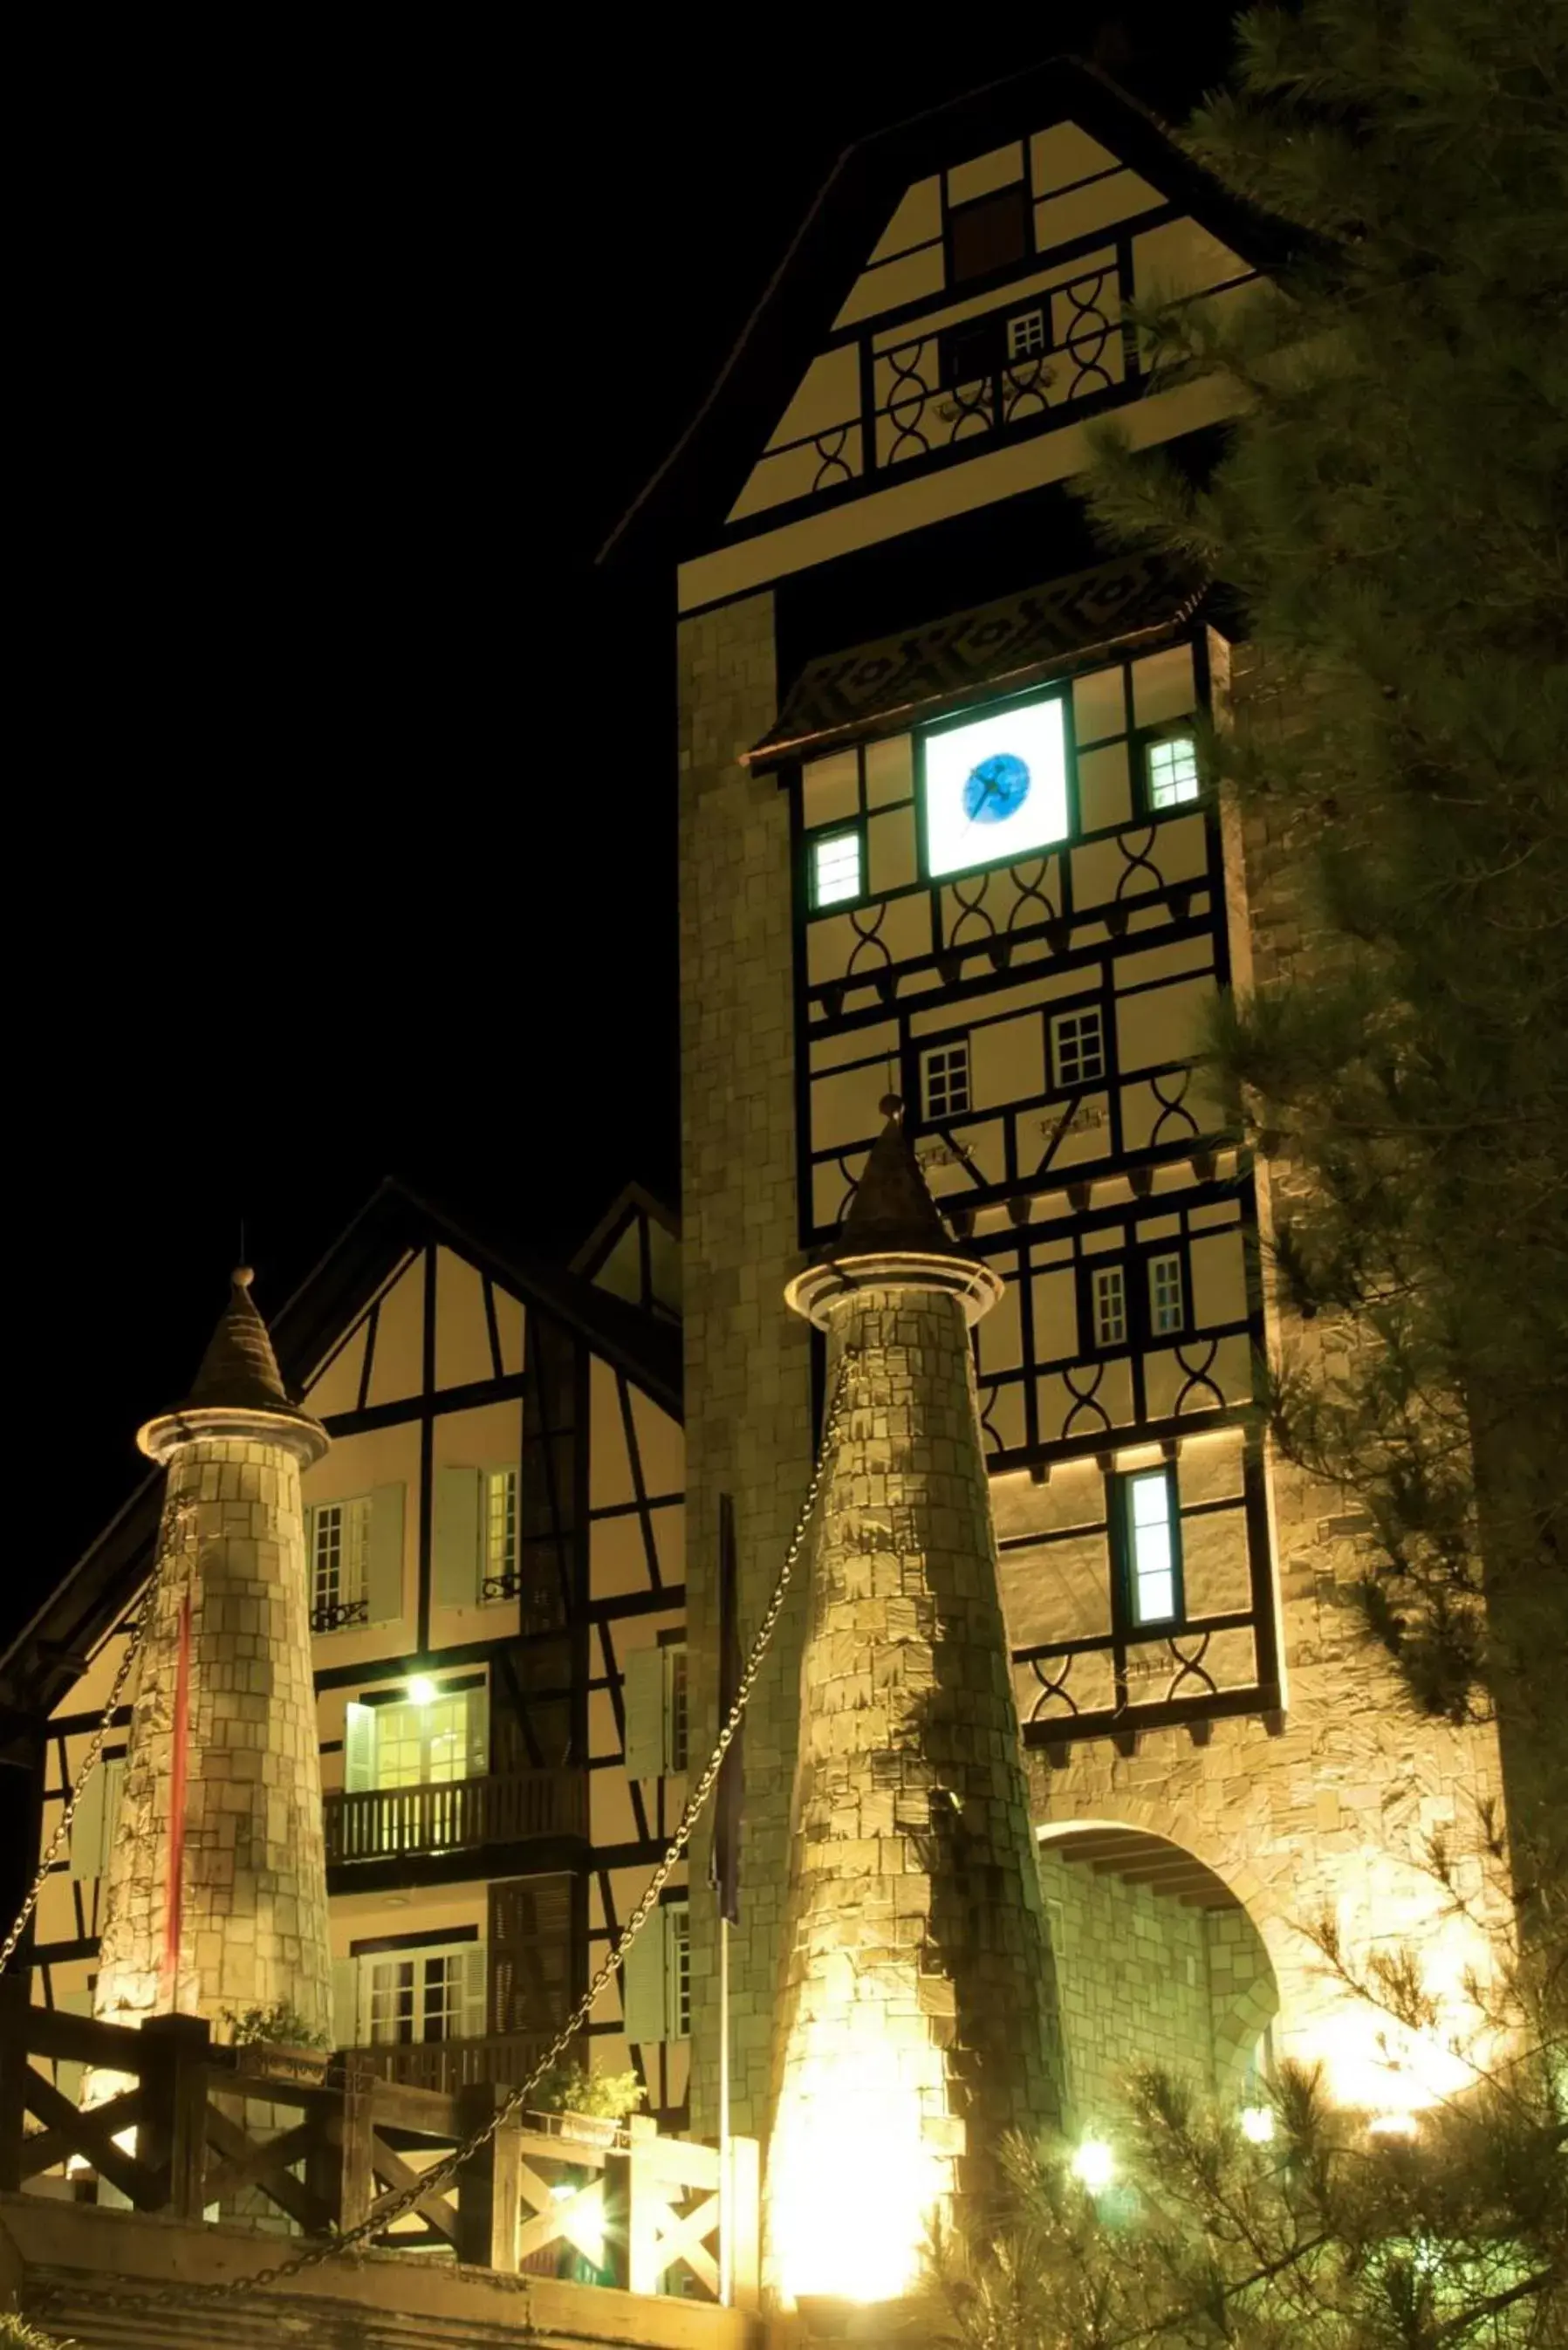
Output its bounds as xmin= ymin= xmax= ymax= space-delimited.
xmin=834 ymin=1096 xmax=962 ymax=1258
xmin=178 ymin=1267 xmax=294 ymax=1412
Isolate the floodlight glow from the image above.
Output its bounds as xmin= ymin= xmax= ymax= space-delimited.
xmin=767 ymin=2037 xmax=945 ymax=2304
xmin=1071 ymin=2135 xmax=1116 ymax=2192
xmin=407 ymin=1675 xmax=439 ymax=1707
xmin=1239 ymin=2104 xmax=1275 ymax=2145
xmin=1367 ymin=2110 xmax=1419 ymax=2140
xmin=922 ymin=698 xmax=1070 ymax=880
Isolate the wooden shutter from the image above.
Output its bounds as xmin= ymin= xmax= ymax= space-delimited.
xmin=489 ymin=1874 xmax=574 ymax=2038
xmin=332 ymin=1957 xmax=360 ymax=2052
xmin=67 ymin=1757 xmax=106 ymax=1880
xmin=621 ymin=1907 xmax=667 ymax=2046
xmin=366 ymin=1484 xmax=406 ymax=1625
xmin=344 ymin=1703 xmax=376 ymax=1792
xmin=434 ymin=1469 xmax=482 ymax=1607
xmin=464 ymin=1684 xmax=490 ymax=1781
xmin=460 ymin=1942 xmax=489 ymax=2038
xmin=620 ymin=1648 xmax=665 ymax=1779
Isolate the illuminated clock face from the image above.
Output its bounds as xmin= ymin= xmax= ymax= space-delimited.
xmin=922 ymin=698 xmax=1070 ymax=878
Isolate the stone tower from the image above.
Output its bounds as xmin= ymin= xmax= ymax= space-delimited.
xmin=93 ymin=1269 xmax=333 ymax=2041
xmin=763 ymin=1103 xmax=1059 ymax=2309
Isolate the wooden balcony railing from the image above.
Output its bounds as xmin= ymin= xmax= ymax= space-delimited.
xmin=343 ymin=2029 xmax=558 ymax=2097
xmin=1 ymin=1983 xmax=758 ymax=2307
xmin=323 ymin=1769 xmax=586 ymax=1866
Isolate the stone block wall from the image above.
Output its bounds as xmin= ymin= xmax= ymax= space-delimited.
xmin=93 ymin=1435 xmax=332 ymax=2039
xmin=764 ymin=1278 xmax=1059 ymax=2297
xmin=677 ymin=590 xmax=818 ymax=2140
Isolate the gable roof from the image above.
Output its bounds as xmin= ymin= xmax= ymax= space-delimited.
xmin=0 ymin=1176 xmax=682 ymax=1725
xmin=599 ymin=56 xmax=1291 ymax=571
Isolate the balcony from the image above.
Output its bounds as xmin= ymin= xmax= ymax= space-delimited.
xmin=323 ymin=1770 xmax=586 ymax=1867
xmin=342 ymin=2029 xmax=558 ymax=2098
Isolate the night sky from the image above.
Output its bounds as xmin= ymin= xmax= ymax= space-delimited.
xmin=17 ymin=8 xmax=1241 ymax=1645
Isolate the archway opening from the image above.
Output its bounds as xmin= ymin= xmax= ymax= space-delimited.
xmin=1038 ymin=1824 xmax=1279 ymax=2131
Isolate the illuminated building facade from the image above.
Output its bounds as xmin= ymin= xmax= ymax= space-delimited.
xmin=623 ymin=56 xmax=1513 ymax=2294
xmin=5 ymin=1181 xmax=700 ymax=2130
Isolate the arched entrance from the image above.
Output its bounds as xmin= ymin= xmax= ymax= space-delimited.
xmin=1038 ymin=1824 xmax=1279 ymax=2129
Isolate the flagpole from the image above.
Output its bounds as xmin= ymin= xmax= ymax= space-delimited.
xmin=718 ymin=1909 xmax=732 ymax=2305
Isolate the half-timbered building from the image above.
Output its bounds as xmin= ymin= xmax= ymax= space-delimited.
xmin=626 ymin=56 xmax=1512 ymax=2155
xmin=3 ymin=1179 xmax=698 ymax=2130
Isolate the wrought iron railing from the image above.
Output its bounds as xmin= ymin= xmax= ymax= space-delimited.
xmin=323 ymin=1770 xmax=586 ymax=1865
xmin=310 ymin=1595 xmax=368 ymax=1634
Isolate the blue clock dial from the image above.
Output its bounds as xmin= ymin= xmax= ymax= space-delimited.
xmin=962 ymin=751 xmax=1030 ymax=826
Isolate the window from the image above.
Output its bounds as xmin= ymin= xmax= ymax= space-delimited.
xmin=357 ymin=1939 xmax=484 ymax=2047
xmin=812 ymin=830 xmax=861 ymax=908
xmin=941 ymin=317 xmax=996 ymax=387
xmin=1121 ymin=1470 xmax=1182 ymax=1626
xmin=482 ymin=1467 xmax=518 ymax=1601
xmin=1147 ymin=733 xmax=1201 ymax=809
xmin=668 ymin=1903 xmax=692 ymax=2039
xmin=310 ymin=1497 xmax=373 ymax=1631
xmin=921 ymin=1039 xmax=971 ymax=1121
xmin=1006 ymin=307 xmax=1047 ymax=360
xmin=1149 ymin=1253 xmax=1186 ymax=1334
xmin=949 ymin=185 xmax=1028 ymax=283
xmin=666 ymin=1643 xmax=688 ymax=1774
xmin=1092 ymin=1265 xmax=1126 ymax=1348
xmin=1051 ymin=1005 xmax=1106 ymax=1089
xmin=345 ymin=1683 xmax=488 ymax=1801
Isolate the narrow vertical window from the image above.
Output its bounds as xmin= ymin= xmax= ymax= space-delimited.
xmin=812 ymin=830 xmax=861 ymax=908
xmin=1051 ymin=1005 xmax=1106 ymax=1089
xmin=1147 ymin=734 xmax=1201 ymax=809
xmin=921 ymin=1038 xmax=971 ymax=1121
xmin=668 ymin=1902 xmax=692 ymax=2040
xmin=1123 ymin=1470 xmax=1181 ymax=1625
xmin=483 ymin=1466 xmax=519 ymax=1600
xmin=1092 ymin=1265 xmax=1126 ymax=1347
xmin=665 ymin=1643 xmax=689 ymax=1774
xmin=310 ymin=1497 xmax=371 ymax=1630
xmin=1149 ymin=1253 xmax=1186 ymax=1334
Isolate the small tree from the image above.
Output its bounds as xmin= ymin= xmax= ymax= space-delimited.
xmin=1080 ymin=0 xmax=1568 ymax=1851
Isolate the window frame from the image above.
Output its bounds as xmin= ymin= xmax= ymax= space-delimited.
xmin=309 ymin=1494 xmax=373 ymax=1633
xmin=1147 ymin=1250 xmax=1187 ymax=1336
xmin=920 ymin=1037 xmax=972 ymax=1123
xmin=1090 ymin=1263 xmax=1127 ymax=1350
xmin=1141 ymin=727 xmax=1203 ymax=815
xmin=1050 ymin=1002 xmax=1107 ymax=1092
xmin=1113 ymin=1466 xmax=1186 ymax=1630
xmin=810 ymin=825 xmax=864 ymax=911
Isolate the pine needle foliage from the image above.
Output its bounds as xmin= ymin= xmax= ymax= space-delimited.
xmin=1081 ymin=0 xmax=1568 ymax=1821
xmin=920 ymin=1833 xmax=1566 ymax=2349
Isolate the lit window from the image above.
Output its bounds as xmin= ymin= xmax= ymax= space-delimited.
xmin=1150 ymin=1253 xmax=1186 ymax=1334
xmin=311 ymin=1497 xmax=371 ymax=1631
xmin=922 ymin=695 xmax=1071 ymax=880
xmin=1051 ymin=1005 xmax=1106 ymax=1089
xmin=1007 ymin=308 xmax=1046 ymax=360
xmin=1092 ymin=1265 xmax=1126 ymax=1347
xmin=1147 ymin=734 xmax=1201 ymax=809
xmin=366 ymin=1943 xmax=470 ymax=2046
xmin=1123 ymin=1470 xmax=1181 ymax=1625
xmin=812 ymin=830 xmax=861 ymax=908
xmin=375 ymin=1694 xmax=470 ymax=1790
xmin=482 ymin=1467 xmax=518 ymax=1601
xmin=921 ymin=1040 xmax=971 ymax=1121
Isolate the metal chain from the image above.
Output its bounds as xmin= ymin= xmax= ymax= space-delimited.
xmin=180 ymin=1346 xmax=863 ymax=2302
xmin=0 ymin=1493 xmax=194 ymax=1978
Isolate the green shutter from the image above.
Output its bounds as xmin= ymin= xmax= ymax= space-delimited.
xmin=54 ymin=1983 xmax=92 ymax=2107
xmin=366 ymin=1484 xmax=406 ymax=1626
xmin=621 ymin=1648 xmax=665 ymax=1779
xmin=434 ymin=1469 xmax=482 ymax=1607
xmin=67 ymin=1757 xmax=106 ymax=1880
xmin=460 ymin=1942 xmax=488 ymax=2038
xmin=344 ymin=1703 xmax=376 ymax=1792
xmin=332 ymin=1957 xmax=360 ymax=2052
xmin=621 ymin=1908 xmax=667 ymax=2046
